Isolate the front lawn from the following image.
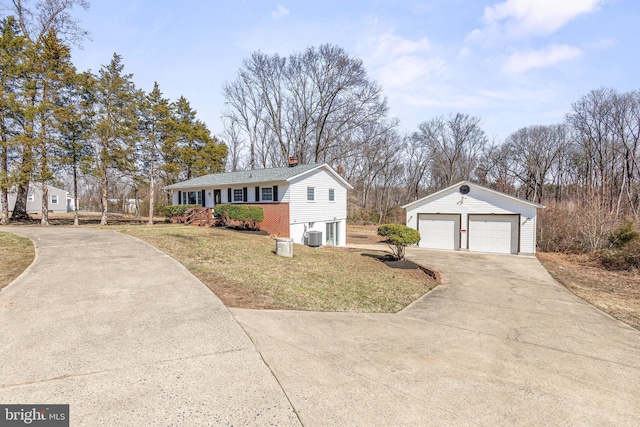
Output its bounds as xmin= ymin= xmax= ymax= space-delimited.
xmin=0 ymin=232 xmax=35 ymax=290
xmin=121 ymin=225 xmax=434 ymax=312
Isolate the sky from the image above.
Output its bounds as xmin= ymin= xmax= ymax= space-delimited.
xmin=63 ymin=0 xmax=640 ymax=142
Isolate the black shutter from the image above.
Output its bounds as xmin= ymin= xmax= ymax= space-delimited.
xmin=243 ymin=187 xmax=248 ymax=202
xmin=272 ymin=185 xmax=278 ymax=202
xmin=201 ymin=189 xmax=206 ymax=207
xmin=177 ymin=191 xmax=182 ymax=205
xmin=227 ymin=188 xmax=232 ymax=203
xmin=255 ymin=186 xmax=260 ymax=202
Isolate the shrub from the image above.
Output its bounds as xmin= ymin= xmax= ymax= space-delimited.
xmin=377 ymin=223 xmax=420 ymax=261
xmin=214 ymin=204 xmax=231 ymax=226
xmin=599 ymin=220 xmax=640 ymax=271
xmin=607 ymin=219 xmax=638 ymax=249
xmin=215 ymin=204 xmax=264 ymax=230
xmin=164 ymin=204 xmax=200 ymax=222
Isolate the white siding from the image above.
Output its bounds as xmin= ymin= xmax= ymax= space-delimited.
xmin=288 ymin=169 xmax=348 ymax=225
xmin=287 ymin=168 xmax=349 ymax=247
xmin=405 ymin=184 xmax=539 ymax=254
xmin=520 ymin=215 xmax=536 ymax=254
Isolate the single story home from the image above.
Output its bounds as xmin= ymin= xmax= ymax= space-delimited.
xmin=163 ymin=161 xmax=353 ymax=247
xmin=0 ymin=183 xmax=73 ymax=214
xmin=403 ymin=181 xmax=544 ymax=255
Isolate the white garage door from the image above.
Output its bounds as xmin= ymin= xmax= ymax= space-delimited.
xmin=418 ymin=214 xmax=460 ymax=250
xmin=468 ymin=215 xmax=519 ymax=254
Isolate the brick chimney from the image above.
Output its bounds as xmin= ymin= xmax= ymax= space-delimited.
xmin=288 ymin=156 xmax=299 ymax=167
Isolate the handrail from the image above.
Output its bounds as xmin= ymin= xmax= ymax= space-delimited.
xmin=184 ymin=207 xmax=214 ymax=227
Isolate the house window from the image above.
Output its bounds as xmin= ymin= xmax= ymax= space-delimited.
xmin=307 ymin=186 xmax=315 ymax=201
xmin=233 ymin=189 xmax=244 ymax=202
xmin=329 ymin=188 xmax=335 ymax=202
xmin=51 ymin=194 xmax=58 ymax=204
xmin=27 ymin=194 xmax=34 ymax=202
xmin=186 ymin=191 xmax=201 ymax=205
xmin=261 ymin=187 xmax=273 ymax=201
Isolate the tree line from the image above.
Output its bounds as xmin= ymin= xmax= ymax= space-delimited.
xmin=0 ymin=1 xmax=226 ymax=226
xmin=222 ymin=45 xmax=640 ymax=252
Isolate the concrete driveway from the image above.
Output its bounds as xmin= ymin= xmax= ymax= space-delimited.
xmin=0 ymin=227 xmax=299 ymax=426
xmin=232 ymin=247 xmax=640 ymax=426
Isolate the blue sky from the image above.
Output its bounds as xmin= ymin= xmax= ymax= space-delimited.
xmin=68 ymin=0 xmax=638 ymax=142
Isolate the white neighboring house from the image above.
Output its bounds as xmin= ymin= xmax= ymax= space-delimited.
xmin=1 ymin=183 xmax=72 ymax=214
xmin=163 ymin=162 xmax=354 ymax=247
xmin=403 ymin=181 xmax=544 ymax=255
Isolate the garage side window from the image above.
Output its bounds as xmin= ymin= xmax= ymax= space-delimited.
xmin=307 ymin=186 xmax=315 ymax=201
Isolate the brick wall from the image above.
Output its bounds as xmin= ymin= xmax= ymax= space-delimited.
xmin=242 ymin=202 xmax=290 ymax=237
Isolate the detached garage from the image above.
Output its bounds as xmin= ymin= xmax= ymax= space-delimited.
xmin=403 ymin=181 xmax=544 ymax=255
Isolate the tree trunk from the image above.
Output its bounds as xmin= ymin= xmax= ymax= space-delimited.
xmin=148 ymin=159 xmax=155 ymax=225
xmin=73 ymin=161 xmax=79 ymax=226
xmin=134 ymin=187 xmax=140 ymax=219
xmin=11 ymin=181 xmax=30 ymax=221
xmin=100 ymin=173 xmax=108 ymax=225
xmin=40 ymin=181 xmax=49 ymax=226
xmin=0 ymin=188 xmax=8 ymax=225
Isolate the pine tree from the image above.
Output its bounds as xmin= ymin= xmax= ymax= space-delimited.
xmin=0 ymin=17 xmax=26 ymax=224
xmin=92 ymin=53 xmax=138 ymax=225
xmin=173 ymin=96 xmax=226 ymax=180
xmin=139 ymin=82 xmax=173 ymax=224
xmin=33 ymin=29 xmax=77 ymax=225
xmin=56 ymin=71 xmax=94 ymax=226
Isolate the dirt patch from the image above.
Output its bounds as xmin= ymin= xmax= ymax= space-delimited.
xmin=537 ymin=252 xmax=640 ymax=330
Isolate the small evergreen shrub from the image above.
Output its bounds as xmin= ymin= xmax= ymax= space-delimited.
xmin=377 ymin=223 xmax=421 ymax=261
xmin=600 ymin=219 xmax=640 ymax=271
xmin=215 ymin=204 xmax=264 ymax=230
xmin=214 ymin=204 xmax=231 ymax=226
xmin=164 ymin=204 xmax=199 ymax=222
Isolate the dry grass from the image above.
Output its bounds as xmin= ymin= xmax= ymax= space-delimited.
xmin=0 ymin=232 xmax=35 ymax=290
xmin=121 ymin=225 xmax=434 ymax=312
xmin=538 ymin=252 xmax=640 ymax=330
xmin=346 ymin=223 xmax=387 ymax=245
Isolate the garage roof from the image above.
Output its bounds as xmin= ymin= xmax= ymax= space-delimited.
xmin=402 ymin=181 xmax=545 ymax=210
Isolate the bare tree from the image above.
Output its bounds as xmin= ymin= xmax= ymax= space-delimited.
xmin=222 ymin=44 xmax=389 ymax=168
xmin=504 ymin=124 xmax=568 ymax=203
xmin=414 ymin=113 xmax=488 ymax=189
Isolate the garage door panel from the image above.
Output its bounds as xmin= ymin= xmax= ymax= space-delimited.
xmin=469 ymin=215 xmax=518 ymax=254
xmin=418 ymin=214 xmax=459 ymax=250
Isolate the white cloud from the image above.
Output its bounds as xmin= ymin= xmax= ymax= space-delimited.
xmin=365 ymin=31 xmax=438 ymax=90
xmin=501 ymin=44 xmax=582 ymax=74
xmin=272 ymin=5 xmax=290 ymax=20
xmin=372 ymin=33 xmax=431 ymax=58
xmin=469 ymin=0 xmax=604 ymax=42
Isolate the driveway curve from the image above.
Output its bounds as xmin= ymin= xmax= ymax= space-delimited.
xmin=0 ymin=227 xmax=299 ymax=426
xmin=232 ymin=248 xmax=640 ymax=426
